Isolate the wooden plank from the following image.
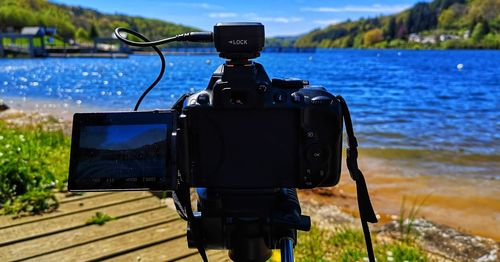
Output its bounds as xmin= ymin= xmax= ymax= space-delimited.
xmin=25 ymin=220 xmax=188 ymax=262
xmin=0 ymin=208 xmax=178 ymax=261
xmin=104 ymin=236 xmax=196 ymax=262
xmin=0 ymin=196 xmax=162 ymax=246
xmin=103 ymin=237 xmax=227 ymax=261
xmin=178 ymin=250 xmax=231 ymax=262
xmin=205 ymin=251 xmax=232 ymax=262
xmin=58 ymin=192 xmax=113 ymax=203
xmin=0 ymin=192 xmax=152 ymax=229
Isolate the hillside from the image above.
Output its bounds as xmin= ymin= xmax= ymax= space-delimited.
xmin=296 ymin=0 xmax=500 ymax=49
xmin=0 ymin=0 xmax=198 ymax=42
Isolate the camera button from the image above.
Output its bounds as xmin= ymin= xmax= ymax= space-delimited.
xmin=304 ymin=130 xmax=316 ymax=139
xmin=306 ymin=144 xmax=328 ymax=165
xmin=197 ymin=93 xmax=210 ymax=105
xmin=273 ymin=92 xmax=287 ymax=103
xmin=311 ymin=96 xmax=332 ymax=105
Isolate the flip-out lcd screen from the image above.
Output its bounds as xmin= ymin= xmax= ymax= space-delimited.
xmin=68 ymin=111 xmax=176 ymax=191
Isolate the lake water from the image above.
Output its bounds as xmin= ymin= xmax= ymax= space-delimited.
xmin=0 ymin=50 xmax=499 ymax=169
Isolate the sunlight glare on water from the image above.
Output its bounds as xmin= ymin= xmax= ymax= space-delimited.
xmin=0 ymin=50 xmax=499 ymax=157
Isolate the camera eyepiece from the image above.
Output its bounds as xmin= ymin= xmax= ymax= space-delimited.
xmin=213 ymin=22 xmax=265 ymax=60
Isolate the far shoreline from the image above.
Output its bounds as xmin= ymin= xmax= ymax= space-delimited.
xmin=1 ymin=48 xmax=500 ymax=61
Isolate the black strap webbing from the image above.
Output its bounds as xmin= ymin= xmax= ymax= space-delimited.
xmin=173 ymin=185 xmax=208 ymax=262
xmin=337 ymin=95 xmax=378 ymax=262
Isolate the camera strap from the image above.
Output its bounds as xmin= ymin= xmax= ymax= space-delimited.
xmin=173 ymin=184 xmax=209 ymax=262
xmin=337 ymin=95 xmax=378 ymax=262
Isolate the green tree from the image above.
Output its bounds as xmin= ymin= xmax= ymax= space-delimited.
xmin=75 ymin=27 xmax=89 ymax=42
xmin=56 ymin=21 xmax=76 ymax=40
xmin=472 ymin=22 xmax=487 ymax=41
xmin=0 ymin=6 xmax=37 ymax=30
xmin=342 ymin=35 xmax=354 ymax=47
xmin=385 ymin=17 xmax=397 ymax=39
xmin=438 ymin=9 xmax=456 ymax=29
xmin=396 ymin=22 xmax=408 ymax=39
xmin=353 ymin=33 xmax=364 ymax=47
xmin=431 ymin=0 xmax=465 ymax=10
xmin=37 ymin=8 xmax=75 ymax=40
xmin=363 ymin=28 xmax=384 ymax=46
xmin=89 ymin=23 xmax=99 ymax=39
xmin=468 ymin=0 xmax=500 ymax=21
xmin=406 ymin=3 xmax=438 ymax=33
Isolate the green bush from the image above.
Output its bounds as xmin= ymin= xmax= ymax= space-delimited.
xmin=0 ymin=120 xmax=70 ymax=216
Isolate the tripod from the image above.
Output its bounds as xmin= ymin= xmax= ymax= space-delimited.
xmin=183 ymin=188 xmax=310 ymax=262
xmin=280 ymin=237 xmax=294 ymax=262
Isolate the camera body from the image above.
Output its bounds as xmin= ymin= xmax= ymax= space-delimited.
xmin=180 ymin=61 xmax=343 ymax=189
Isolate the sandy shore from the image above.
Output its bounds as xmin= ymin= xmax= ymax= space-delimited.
xmin=300 ymin=156 xmax=500 ymax=241
xmin=0 ymin=96 xmax=109 ymax=122
xmin=2 ymin=96 xmax=499 ymax=242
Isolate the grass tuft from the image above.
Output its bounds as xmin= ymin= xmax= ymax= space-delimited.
xmin=86 ymin=212 xmax=116 ymax=226
xmin=398 ymin=195 xmax=429 ymax=243
xmin=0 ymin=120 xmax=70 ymax=216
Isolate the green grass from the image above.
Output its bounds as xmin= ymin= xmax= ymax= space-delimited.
xmin=398 ymin=195 xmax=429 ymax=244
xmin=0 ymin=120 xmax=70 ymax=216
xmin=288 ymin=195 xmax=430 ymax=261
xmin=86 ymin=212 xmax=116 ymax=226
xmin=292 ymin=226 xmax=428 ymax=262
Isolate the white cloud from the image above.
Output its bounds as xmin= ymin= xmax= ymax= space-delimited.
xmin=243 ymin=13 xmax=303 ymax=23
xmin=196 ymin=3 xmax=214 ymax=9
xmin=206 ymin=12 xmax=303 ymax=24
xmin=313 ymin=19 xmax=341 ymax=25
xmin=301 ymin=4 xmax=410 ymax=13
xmin=209 ymin=12 xmax=237 ymax=18
xmin=171 ymin=2 xmax=222 ymax=10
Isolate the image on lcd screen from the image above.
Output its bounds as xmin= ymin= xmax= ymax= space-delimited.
xmin=75 ymin=124 xmax=167 ymax=186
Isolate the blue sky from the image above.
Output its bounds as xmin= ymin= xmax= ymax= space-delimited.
xmin=53 ymin=0 xmax=420 ymax=37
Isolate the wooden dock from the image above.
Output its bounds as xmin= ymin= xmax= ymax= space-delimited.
xmin=0 ymin=192 xmax=228 ymax=261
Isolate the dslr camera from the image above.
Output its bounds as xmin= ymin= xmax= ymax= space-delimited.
xmin=68 ymin=23 xmax=376 ymax=262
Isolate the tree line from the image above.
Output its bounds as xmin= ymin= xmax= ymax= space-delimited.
xmin=295 ymin=0 xmax=500 ymax=49
xmin=0 ymin=0 xmax=197 ymax=43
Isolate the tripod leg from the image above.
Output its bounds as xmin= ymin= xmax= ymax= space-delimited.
xmin=280 ymin=237 xmax=294 ymax=262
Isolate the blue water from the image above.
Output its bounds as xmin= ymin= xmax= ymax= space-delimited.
xmin=0 ymin=50 xmax=499 ymax=156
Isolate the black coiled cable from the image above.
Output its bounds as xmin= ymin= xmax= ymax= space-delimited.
xmin=113 ymin=28 xmax=212 ymax=111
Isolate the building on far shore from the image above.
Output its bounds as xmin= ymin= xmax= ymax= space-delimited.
xmin=409 ymin=32 xmax=463 ymax=44
xmin=20 ymin=27 xmax=57 ymax=37
xmin=439 ymin=34 xmax=460 ymax=42
xmin=409 ymin=33 xmax=438 ymax=44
